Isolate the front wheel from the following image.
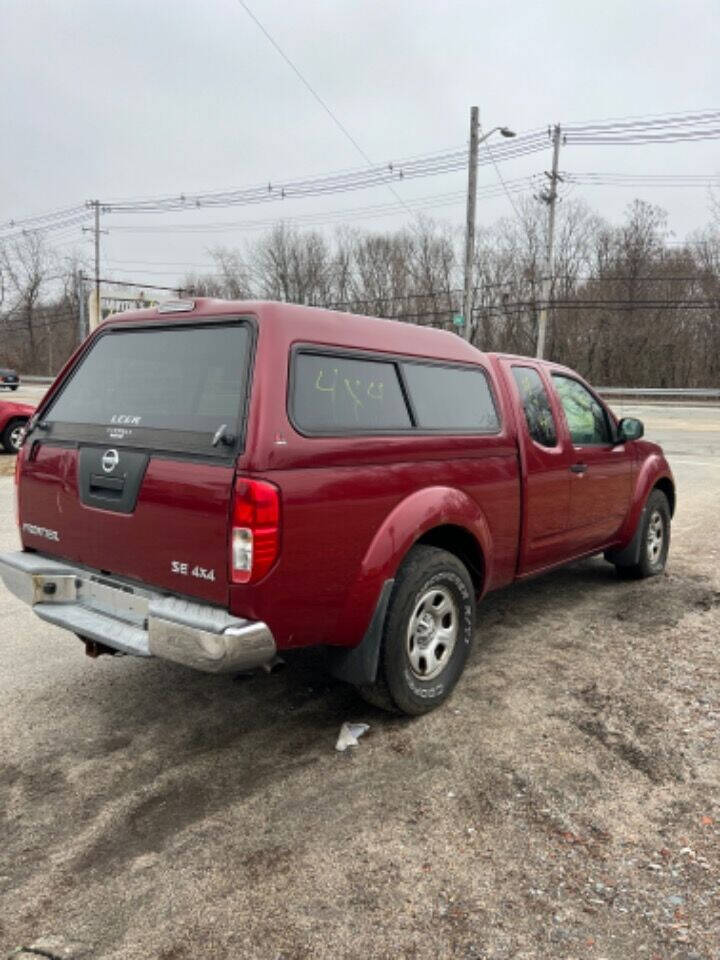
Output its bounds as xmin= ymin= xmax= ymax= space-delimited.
xmin=1 ymin=418 xmax=27 ymax=453
xmin=358 ymin=545 xmax=476 ymax=716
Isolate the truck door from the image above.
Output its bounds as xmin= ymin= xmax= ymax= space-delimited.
xmin=549 ymin=373 xmax=633 ymax=552
xmin=505 ymin=363 xmax=575 ymax=574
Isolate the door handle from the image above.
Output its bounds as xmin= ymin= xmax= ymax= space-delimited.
xmin=89 ymin=473 xmax=125 ymax=492
xmin=570 ymin=463 xmax=587 ymax=475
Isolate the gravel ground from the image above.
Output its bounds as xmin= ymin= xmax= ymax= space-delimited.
xmin=0 ymin=405 xmax=718 ymax=960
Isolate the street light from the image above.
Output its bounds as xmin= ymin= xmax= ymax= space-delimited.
xmin=462 ymin=109 xmax=516 ymax=342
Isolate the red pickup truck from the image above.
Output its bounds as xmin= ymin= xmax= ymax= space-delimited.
xmin=0 ymin=300 xmax=674 ymax=715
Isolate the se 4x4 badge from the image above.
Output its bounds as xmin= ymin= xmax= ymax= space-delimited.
xmin=171 ymin=561 xmax=216 ymax=582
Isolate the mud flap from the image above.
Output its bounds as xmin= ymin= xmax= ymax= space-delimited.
xmin=326 ymin=579 xmax=394 ymax=685
xmin=605 ymin=501 xmax=648 ymax=567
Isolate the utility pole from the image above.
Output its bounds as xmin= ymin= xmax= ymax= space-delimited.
xmin=535 ymin=124 xmax=562 ymax=359
xmin=75 ymin=271 xmax=87 ymax=344
xmin=462 ymin=111 xmax=516 ymax=343
xmin=83 ymin=200 xmax=106 ymax=327
xmin=462 ymin=106 xmax=480 ymax=342
xmin=46 ymin=316 xmax=52 ymax=377
xmin=93 ymin=200 xmax=100 ymax=325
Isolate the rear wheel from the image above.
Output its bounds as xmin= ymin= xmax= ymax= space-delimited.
xmin=615 ymin=489 xmax=671 ymax=579
xmin=1 ymin=418 xmax=27 ymax=454
xmin=358 ymin=545 xmax=476 ymax=716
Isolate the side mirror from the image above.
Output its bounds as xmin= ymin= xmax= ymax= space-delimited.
xmin=617 ymin=417 xmax=644 ymax=443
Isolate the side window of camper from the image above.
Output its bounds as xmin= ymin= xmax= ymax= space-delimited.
xmin=291 ymin=353 xmax=412 ymax=432
xmin=401 ymin=362 xmax=500 ymax=432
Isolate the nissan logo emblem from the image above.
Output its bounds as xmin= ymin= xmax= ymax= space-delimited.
xmin=102 ymin=448 xmax=119 ymax=473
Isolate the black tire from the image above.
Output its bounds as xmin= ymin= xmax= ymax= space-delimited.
xmin=358 ymin=545 xmax=476 ymax=716
xmin=1 ymin=418 xmax=27 ymax=454
xmin=615 ymin=489 xmax=671 ymax=579
xmin=10 ymin=385 xmax=18 ymax=391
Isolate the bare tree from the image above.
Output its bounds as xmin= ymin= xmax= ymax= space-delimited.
xmin=5 ymin=194 xmax=720 ymax=387
xmin=0 ymin=231 xmax=56 ymax=369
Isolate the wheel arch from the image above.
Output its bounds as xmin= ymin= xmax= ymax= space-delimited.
xmin=415 ymin=523 xmax=485 ymax=593
xmin=606 ymin=477 xmax=674 ymax=568
xmin=653 ymin=476 xmax=675 ymax=517
xmin=328 ymin=489 xmax=491 ymax=686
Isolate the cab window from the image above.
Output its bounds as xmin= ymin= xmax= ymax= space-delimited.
xmin=511 ymin=366 xmax=557 ymax=447
xmin=551 ymin=374 xmax=611 ymax=445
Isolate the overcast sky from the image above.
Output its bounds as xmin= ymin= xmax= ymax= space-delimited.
xmin=2 ymin=0 xmax=719 ymax=290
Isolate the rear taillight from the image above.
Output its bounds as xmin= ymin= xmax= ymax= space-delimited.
xmin=230 ymin=478 xmax=280 ymax=584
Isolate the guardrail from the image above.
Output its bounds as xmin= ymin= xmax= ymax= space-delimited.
xmin=598 ymin=387 xmax=720 ymax=399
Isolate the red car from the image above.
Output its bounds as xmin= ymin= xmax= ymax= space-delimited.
xmin=0 ymin=398 xmax=35 ymax=453
xmin=0 ymin=300 xmax=674 ymax=715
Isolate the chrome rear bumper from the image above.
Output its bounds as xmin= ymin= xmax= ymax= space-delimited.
xmin=0 ymin=551 xmax=276 ymax=674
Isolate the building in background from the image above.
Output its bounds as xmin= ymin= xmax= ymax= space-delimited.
xmin=88 ymin=286 xmax=162 ymax=331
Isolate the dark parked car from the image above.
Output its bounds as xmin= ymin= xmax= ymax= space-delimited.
xmin=0 ymin=299 xmax=674 ymax=715
xmin=0 ymin=368 xmax=20 ymax=390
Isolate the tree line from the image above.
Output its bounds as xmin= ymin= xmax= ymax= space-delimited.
xmin=0 ymin=234 xmax=82 ymax=377
xmin=2 ymin=197 xmax=719 ymax=386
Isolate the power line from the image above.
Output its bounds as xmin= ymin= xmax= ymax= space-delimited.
xmin=3 ymin=291 xmax=719 ymax=336
xmin=104 ymin=179 xmax=538 ymax=236
xmin=3 ymin=106 xmax=720 ymax=243
xmin=566 ymin=129 xmax=720 ymax=145
xmin=565 ymin=171 xmax=720 ymax=187
xmin=236 ymin=0 xmax=373 ymax=167
xmin=564 ymin=107 xmax=720 ymax=133
xmin=0 ymin=210 xmax=92 ymax=239
xmin=0 ymin=204 xmax=90 ymax=233
xmin=235 ymin=0 xmax=429 ymax=224
xmin=479 ymin=301 xmax=720 ymax=316
xmin=83 ymin=110 xmax=720 ymax=215
xmin=91 ymin=269 xmax=720 ymax=293
xmin=483 ymin=137 xmax=524 ymax=221
xmin=493 ymin=298 xmax=720 ymax=307
xmin=107 ymin=257 xmax=223 ymax=268
xmin=99 ymin=137 xmax=547 ymax=214
xmin=0 ymin=136 xmax=546 ymax=240
xmin=91 ymin=276 xmax=185 ymax=292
